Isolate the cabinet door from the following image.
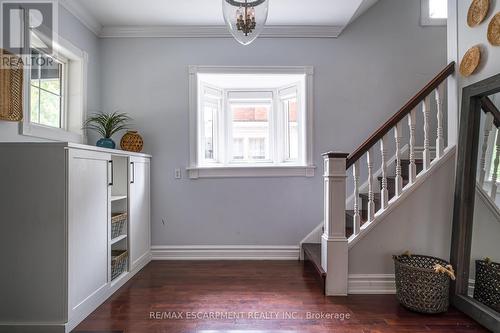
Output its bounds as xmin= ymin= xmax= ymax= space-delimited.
xmin=129 ymin=157 xmax=151 ymax=270
xmin=68 ymin=149 xmax=111 ymax=314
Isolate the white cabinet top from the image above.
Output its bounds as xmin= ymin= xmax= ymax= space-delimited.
xmin=0 ymin=142 xmax=152 ymax=158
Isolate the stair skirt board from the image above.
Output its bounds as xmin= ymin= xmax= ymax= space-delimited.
xmin=151 ymin=245 xmax=300 ymax=260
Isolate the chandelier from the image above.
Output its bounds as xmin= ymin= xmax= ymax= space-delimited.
xmin=222 ymin=0 xmax=269 ymax=46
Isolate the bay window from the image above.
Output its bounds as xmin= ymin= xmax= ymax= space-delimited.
xmin=188 ymin=66 xmax=314 ymax=178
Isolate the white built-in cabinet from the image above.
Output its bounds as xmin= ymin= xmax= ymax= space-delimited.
xmin=0 ymin=143 xmax=152 ymax=333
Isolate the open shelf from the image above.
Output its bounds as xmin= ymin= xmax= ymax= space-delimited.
xmin=110 ymin=234 xmax=127 ymax=245
xmin=111 ymin=195 xmax=127 ymax=202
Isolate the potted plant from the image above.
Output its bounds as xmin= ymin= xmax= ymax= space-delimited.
xmin=83 ymin=112 xmax=131 ymax=149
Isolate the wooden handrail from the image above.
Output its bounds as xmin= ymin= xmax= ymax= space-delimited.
xmin=481 ymin=97 xmax=500 ymax=128
xmin=345 ymin=62 xmax=456 ymax=168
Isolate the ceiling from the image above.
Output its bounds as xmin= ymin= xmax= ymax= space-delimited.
xmin=61 ymin=0 xmax=379 ymax=37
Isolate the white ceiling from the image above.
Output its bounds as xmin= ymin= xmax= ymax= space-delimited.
xmin=62 ymin=0 xmax=379 ymax=37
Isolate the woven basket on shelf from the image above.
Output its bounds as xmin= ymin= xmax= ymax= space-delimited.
xmin=474 ymin=259 xmax=500 ymax=312
xmin=393 ymin=254 xmax=451 ymax=314
xmin=0 ymin=49 xmax=23 ymax=122
xmin=111 ymin=250 xmax=128 ymax=280
xmin=111 ymin=212 xmax=127 ymax=239
xmin=120 ymin=131 xmax=144 ymax=153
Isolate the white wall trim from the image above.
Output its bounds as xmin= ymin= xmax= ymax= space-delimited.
xmin=59 ymin=0 xmax=103 ymax=36
xmin=151 ymin=245 xmax=300 ymax=260
xmin=99 ymin=25 xmax=342 ymax=39
xmin=348 ymin=274 xmax=396 ymax=294
xmin=187 ymin=166 xmax=316 ymax=179
xmin=348 ymin=145 xmax=456 ymax=249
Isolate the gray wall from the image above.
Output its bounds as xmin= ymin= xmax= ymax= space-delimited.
xmin=99 ymin=0 xmax=447 ymax=246
xmin=349 ymin=151 xmax=456 ymax=274
xmin=0 ymin=5 xmax=101 ymax=142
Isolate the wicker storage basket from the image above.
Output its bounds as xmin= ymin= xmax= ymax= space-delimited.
xmin=111 ymin=212 xmax=127 ymax=239
xmin=0 ymin=49 xmax=23 ymax=122
xmin=474 ymin=259 xmax=500 ymax=312
xmin=393 ymin=254 xmax=451 ymax=314
xmin=111 ymin=250 xmax=128 ymax=280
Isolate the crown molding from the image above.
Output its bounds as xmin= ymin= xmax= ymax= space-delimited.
xmin=59 ymin=0 xmax=103 ymax=36
xmin=99 ymin=25 xmax=342 ymax=38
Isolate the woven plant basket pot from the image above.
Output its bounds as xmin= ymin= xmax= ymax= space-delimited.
xmin=120 ymin=131 xmax=144 ymax=153
xmin=474 ymin=259 xmax=500 ymax=312
xmin=393 ymin=254 xmax=451 ymax=314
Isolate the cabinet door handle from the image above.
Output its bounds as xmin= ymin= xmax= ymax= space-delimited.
xmin=109 ymin=160 xmax=114 ymax=186
xmin=130 ymin=162 xmax=135 ymax=184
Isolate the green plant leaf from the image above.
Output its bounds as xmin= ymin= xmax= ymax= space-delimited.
xmin=83 ymin=111 xmax=132 ymax=138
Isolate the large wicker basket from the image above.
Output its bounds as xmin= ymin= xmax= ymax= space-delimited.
xmin=393 ymin=254 xmax=451 ymax=314
xmin=474 ymin=259 xmax=500 ymax=312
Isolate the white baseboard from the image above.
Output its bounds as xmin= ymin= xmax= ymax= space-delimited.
xmin=348 ymin=274 xmax=396 ymax=294
xmin=151 ymin=245 xmax=300 ymax=260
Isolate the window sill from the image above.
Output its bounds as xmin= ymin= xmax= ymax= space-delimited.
xmin=187 ymin=165 xmax=316 ymax=179
xmin=20 ymin=122 xmax=84 ymax=143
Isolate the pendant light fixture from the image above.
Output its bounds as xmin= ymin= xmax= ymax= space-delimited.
xmin=222 ymin=0 xmax=269 ymax=46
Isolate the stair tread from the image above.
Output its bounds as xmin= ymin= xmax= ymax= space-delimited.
xmin=302 ymin=243 xmax=325 ymax=277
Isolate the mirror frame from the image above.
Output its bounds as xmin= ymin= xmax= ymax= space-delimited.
xmin=450 ymin=73 xmax=500 ymax=332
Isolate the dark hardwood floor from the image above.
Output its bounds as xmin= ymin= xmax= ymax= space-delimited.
xmin=73 ymin=261 xmax=488 ymax=333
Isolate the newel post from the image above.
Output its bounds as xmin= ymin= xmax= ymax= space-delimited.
xmin=321 ymin=152 xmax=349 ymax=296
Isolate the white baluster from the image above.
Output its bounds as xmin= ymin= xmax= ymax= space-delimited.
xmin=367 ymin=148 xmax=375 ymax=222
xmin=479 ymin=113 xmax=494 ymax=186
xmin=380 ymin=135 xmax=389 ymax=209
xmin=352 ymin=161 xmax=361 ymax=236
xmin=408 ymin=109 xmax=417 ymax=184
xmin=490 ymin=129 xmax=499 ymax=201
xmin=422 ymin=96 xmax=431 ymax=170
xmin=394 ymin=122 xmax=403 ymax=196
xmin=435 ymin=84 xmax=445 ymax=159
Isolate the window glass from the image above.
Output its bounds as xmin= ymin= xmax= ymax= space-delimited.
xmin=233 ymin=138 xmax=244 ymax=160
xmin=284 ymin=98 xmax=299 ymax=161
xmin=203 ymin=102 xmax=217 ymax=160
xmin=30 ymin=48 xmax=64 ymax=128
xmin=429 ymin=0 xmax=447 ymax=19
xmin=230 ymin=103 xmax=271 ymax=162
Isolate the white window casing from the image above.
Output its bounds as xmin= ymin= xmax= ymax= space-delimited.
xmin=188 ymin=66 xmax=315 ymax=179
xmin=20 ymin=33 xmax=88 ymax=143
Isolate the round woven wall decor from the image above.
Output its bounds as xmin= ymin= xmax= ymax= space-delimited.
xmin=467 ymin=0 xmax=490 ymax=27
xmin=487 ymin=12 xmax=500 ymax=46
xmin=459 ymin=46 xmax=481 ymax=77
xmin=120 ymin=131 xmax=144 ymax=152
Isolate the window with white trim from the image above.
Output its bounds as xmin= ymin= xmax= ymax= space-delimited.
xmin=21 ymin=31 xmax=87 ymax=143
xmin=421 ymin=0 xmax=447 ymax=26
xmin=189 ymin=67 xmax=314 ymax=178
xmin=30 ymin=47 xmax=67 ymax=129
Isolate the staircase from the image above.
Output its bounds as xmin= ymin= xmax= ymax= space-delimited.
xmin=302 ymin=62 xmax=456 ymax=295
